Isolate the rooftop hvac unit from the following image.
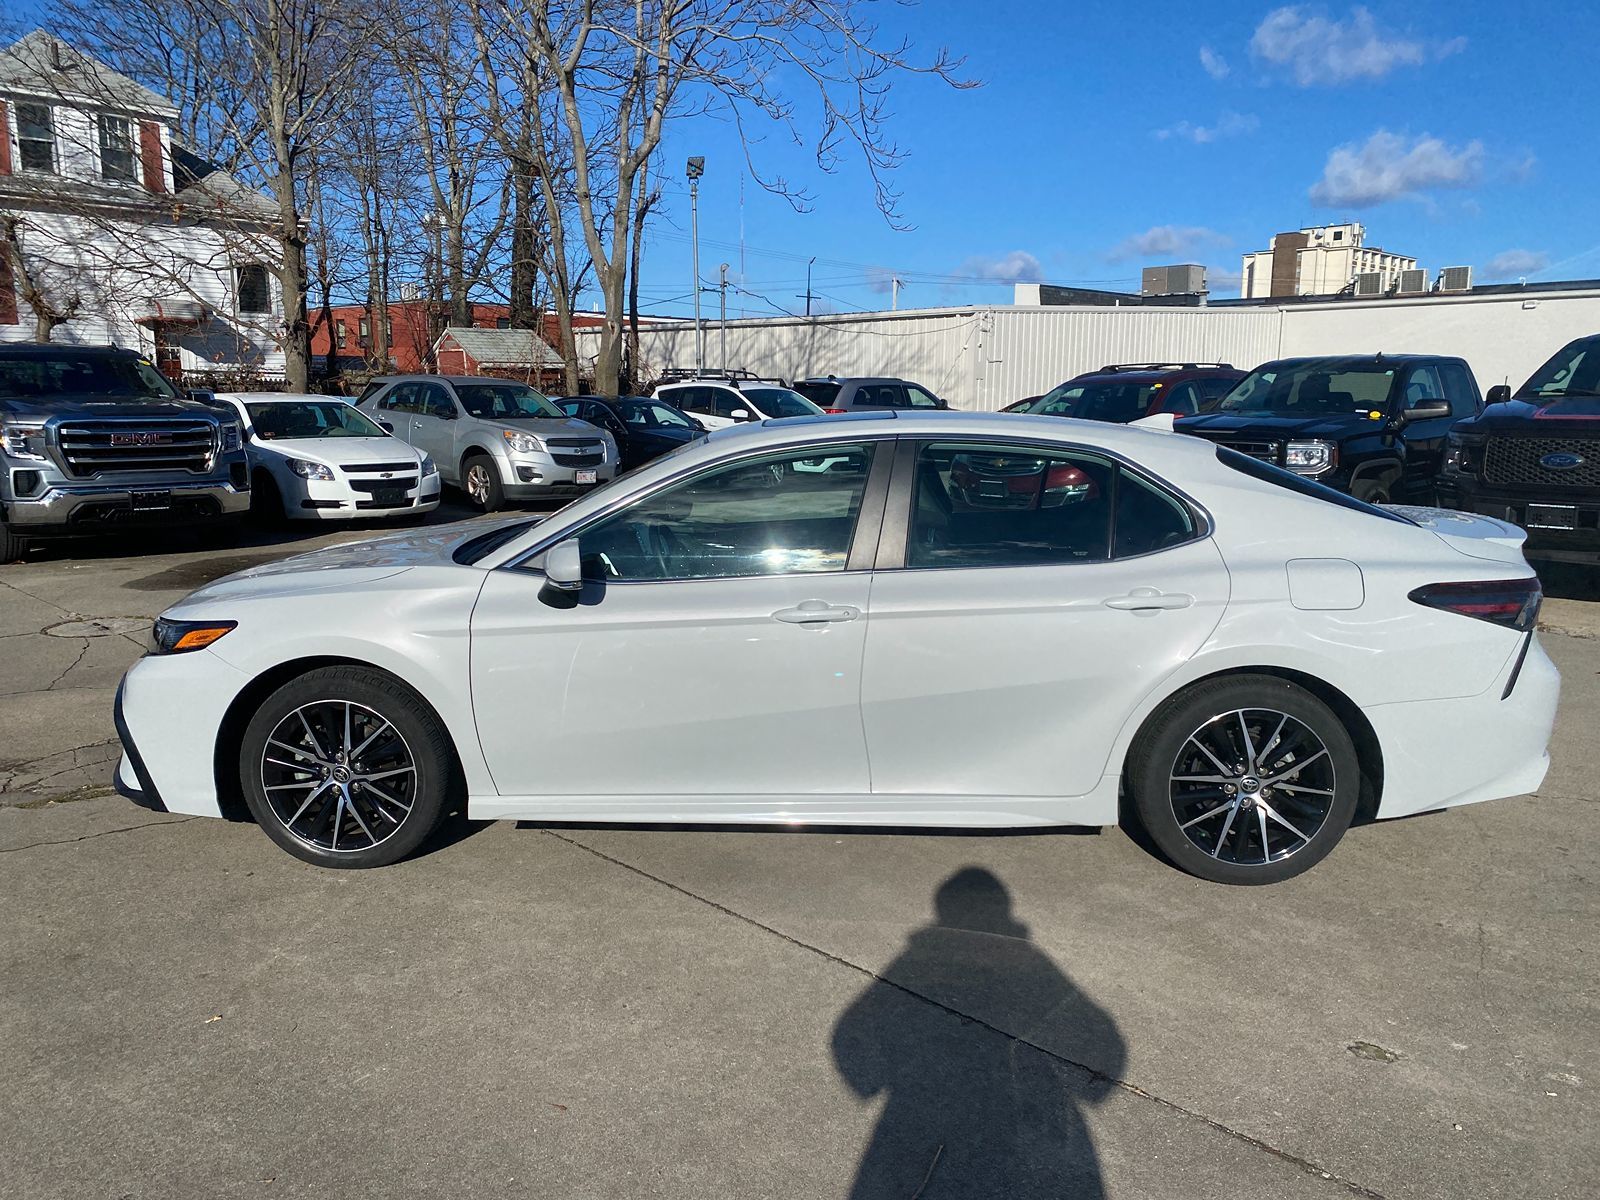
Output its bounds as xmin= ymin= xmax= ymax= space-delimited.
xmin=1141 ymin=264 xmax=1206 ymax=296
xmin=1354 ymin=271 xmax=1386 ymax=297
xmin=1439 ymin=266 xmax=1473 ymax=293
xmin=1396 ymin=269 xmax=1429 ymax=295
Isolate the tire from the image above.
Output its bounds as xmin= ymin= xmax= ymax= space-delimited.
xmin=0 ymin=516 xmax=27 ymax=564
xmin=238 ymin=665 xmax=457 ymax=868
xmin=461 ymin=453 xmax=504 ymax=513
xmin=250 ymin=470 xmax=287 ymax=524
xmin=1351 ymin=477 xmax=1391 ymax=505
xmin=1127 ymin=674 xmax=1360 ymax=885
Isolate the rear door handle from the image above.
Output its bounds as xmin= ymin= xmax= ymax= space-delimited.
xmin=1103 ymin=587 xmax=1193 ymax=612
xmin=772 ymin=599 xmax=860 ymax=625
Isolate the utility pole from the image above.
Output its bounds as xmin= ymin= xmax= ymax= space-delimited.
xmin=891 ymin=275 xmax=902 ymax=311
xmin=797 ymin=255 xmax=817 ymax=316
xmin=687 ymin=156 xmax=705 ymax=373
xmin=718 ymin=263 xmax=730 ymax=373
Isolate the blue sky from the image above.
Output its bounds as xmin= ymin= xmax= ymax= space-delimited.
xmin=644 ymin=1 xmax=1600 ymax=315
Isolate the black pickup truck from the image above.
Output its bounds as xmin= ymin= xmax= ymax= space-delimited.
xmin=1438 ymin=333 xmax=1600 ymax=565
xmin=1174 ymin=353 xmax=1479 ymax=503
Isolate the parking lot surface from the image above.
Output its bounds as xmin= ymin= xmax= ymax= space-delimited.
xmin=2 ymin=510 xmax=1597 ymax=1199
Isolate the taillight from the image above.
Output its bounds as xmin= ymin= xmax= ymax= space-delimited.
xmin=824 ymin=408 xmax=847 ymax=414
xmin=1408 ymin=578 xmax=1542 ymax=631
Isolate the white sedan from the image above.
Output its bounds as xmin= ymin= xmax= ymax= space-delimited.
xmin=221 ymin=392 xmax=441 ymax=521
xmin=114 ymin=411 xmax=1557 ymax=884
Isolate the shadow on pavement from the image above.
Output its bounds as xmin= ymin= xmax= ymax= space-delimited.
xmin=832 ymin=867 xmax=1125 ymax=1199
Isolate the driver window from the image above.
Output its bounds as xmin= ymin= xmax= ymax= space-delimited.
xmin=1404 ymin=366 xmax=1443 ymax=409
xmin=904 ymin=384 xmax=942 ymax=409
xmin=574 ymin=444 xmax=877 ymax=581
xmin=713 ymin=389 xmax=747 ymax=420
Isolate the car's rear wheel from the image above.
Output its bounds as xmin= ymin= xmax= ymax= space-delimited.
xmin=1128 ymin=675 xmax=1360 ymax=885
xmin=462 ymin=454 xmax=504 ymax=513
xmin=239 ymin=666 xmax=455 ymax=868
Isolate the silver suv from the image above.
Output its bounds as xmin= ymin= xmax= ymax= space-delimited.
xmin=357 ymin=376 xmax=617 ymax=512
xmin=1 ymin=344 xmax=249 ymax=563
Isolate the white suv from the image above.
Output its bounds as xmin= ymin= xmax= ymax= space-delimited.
xmin=651 ymin=378 xmax=823 ymax=429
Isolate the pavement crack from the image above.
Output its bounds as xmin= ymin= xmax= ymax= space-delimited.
xmin=0 ymin=574 xmax=73 ymax=616
xmin=45 ymin=638 xmax=91 ymax=690
xmin=543 ymin=829 xmax=1386 ymax=1200
xmin=0 ymin=815 xmax=199 ymax=854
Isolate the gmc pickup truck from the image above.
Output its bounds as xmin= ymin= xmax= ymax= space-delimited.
xmin=1 ymin=343 xmax=250 ymax=562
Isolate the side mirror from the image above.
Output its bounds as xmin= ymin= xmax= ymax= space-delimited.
xmin=542 ymin=538 xmax=583 ymax=594
xmin=1403 ymin=399 xmax=1452 ymax=421
xmin=730 ymin=408 xmax=751 ymax=421
xmin=187 ymin=388 xmax=218 ymax=405
xmin=378 ymin=420 xmax=395 ymax=433
xmin=1486 ymin=384 xmax=1512 ymax=405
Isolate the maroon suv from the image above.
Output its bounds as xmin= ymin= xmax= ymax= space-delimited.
xmin=1012 ymin=362 xmax=1246 ymax=422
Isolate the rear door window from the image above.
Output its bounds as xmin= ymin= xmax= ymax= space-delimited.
xmin=1159 ymin=382 xmax=1201 ymax=415
xmin=856 ymin=383 xmax=905 ymax=408
xmin=712 ymin=388 xmax=748 ymax=419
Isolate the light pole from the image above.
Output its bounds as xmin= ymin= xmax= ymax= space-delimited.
xmin=798 ymin=255 xmax=817 ymax=316
xmin=718 ymin=263 xmax=730 ymax=372
xmin=686 ymin=156 xmax=705 ymax=374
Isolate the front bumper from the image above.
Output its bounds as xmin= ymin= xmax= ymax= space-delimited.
xmin=293 ymin=473 xmax=443 ymax=519
xmin=502 ymin=454 xmax=616 ymax=499
xmin=1440 ymin=475 xmax=1600 ymax=563
xmin=4 ymin=475 xmax=250 ymax=533
xmin=115 ymin=649 xmax=252 ymax=819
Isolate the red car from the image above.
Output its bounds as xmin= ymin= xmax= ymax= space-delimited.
xmin=1010 ymin=362 xmax=1247 ymax=422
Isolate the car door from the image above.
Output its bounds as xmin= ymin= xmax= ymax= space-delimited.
xmin=669 ymin=385 xmax=728 ymax=429
xmin=469 ymin=439 xmax=891 ymax=802
xmin=1396 ymin=364 xmax=1456 ymax=502
xmin=406 ymin=382 xmax=459 ymax=472
xmin=859 ymin=438 xmax=1230 ymax=809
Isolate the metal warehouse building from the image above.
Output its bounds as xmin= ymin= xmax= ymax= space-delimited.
xmin=585 ymin=282 xmax=1600 ymax=410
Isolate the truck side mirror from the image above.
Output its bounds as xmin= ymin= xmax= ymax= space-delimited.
xmin=1486 ymin=384 xmax=1512 ymax=405
xmin=187 ymin=389 xmax=219 ymax=406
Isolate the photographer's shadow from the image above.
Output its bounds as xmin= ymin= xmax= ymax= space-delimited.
xmin=831 ymin=868 xmax=1125 ymax=1199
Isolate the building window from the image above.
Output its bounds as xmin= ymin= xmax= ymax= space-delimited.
xmin=17 ymin=103 xmax=56 ymax=173
xmin=335 ymin=319 xmax=347 ymax=349
xmin=98 ymin=115 xmax=138 ymax=183
xmin=236 ymin=264 xmax=271 ymax=314
xmin=358 ymin=317 xmax=369 ymax=345
xmin=496 ymin=317 xmax=511 ymax=329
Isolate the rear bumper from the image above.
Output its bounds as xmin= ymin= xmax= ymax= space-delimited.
xmin=1440 ymin=476 xmax=1600 ymax=563
xmin=5 ymin=475 xmax=251 ymax=534
xmin=1367 ymin=633 xmax=1559 ymax=819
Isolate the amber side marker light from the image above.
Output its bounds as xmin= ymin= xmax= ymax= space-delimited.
xmin=150 ymin=619 xmax=238 ymax=655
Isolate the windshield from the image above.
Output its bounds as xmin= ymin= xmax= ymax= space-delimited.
xmin=616 ymin=400 xmax=698 ymax=430
xmin=1517 ymin=336 xmax=1600 ymax=410
xmin=1220 ymin=362 xmax=1397 ymax=418
xmin=1028 ymin=380 xmax=1158 ymax=423
xmin=247 ymin=401 xmax=387 ymax=439
xmin=455 ymin=382 xmax=563 ymax=420
xmin=744 ymin=387 xmax=824 ymax=418
xmin=0 ymin=353 xmax=181 ymax=402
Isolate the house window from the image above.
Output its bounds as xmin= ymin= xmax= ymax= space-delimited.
xmin=496 ymin=317 xmax=510 ymax=329
xmin=236 ymin=264 xmax=271 ymax=314
xmin=17 ymin=103 xmax=56 ymax=173
xmin=98 ymin=115 xmax=138 ymax=183
xmin=358 ymin=317 xmax=369 ymax=345
xmin=335 ymin=319 xmax=347 ymax=348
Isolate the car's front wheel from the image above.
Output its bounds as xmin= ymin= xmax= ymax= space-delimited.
xmin=239 ymin=666 xmax=456 ymax=868
xmin=1127 ymin=675 xmax=1360 ymax=885
xmin=462 ymin=454 xmax=505 ymax=513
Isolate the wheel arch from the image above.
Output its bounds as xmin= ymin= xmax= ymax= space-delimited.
xmin=1120 ymin=665 xmax=1384 ymax=820
xmin=459 ymin=444 xmax=505 ymax=480
xmin=212 ymin=654 xmax=468 ymax=821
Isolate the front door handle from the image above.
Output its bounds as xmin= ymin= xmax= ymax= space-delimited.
xmin=772 ymin=599 xmax=860 ymax=625
xmin=1103 ymin=587 xmax=1194 ymax=612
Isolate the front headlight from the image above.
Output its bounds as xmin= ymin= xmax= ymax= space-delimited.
xmin=420 ymin=453 xmax=438 ymax=478
xmin=288 ymin=458 xmax=335 ymax=481
xmin=1444 ymin=433 xmax=1480 ymax=473
xmin=1 ymin=421 xmax=47 ymax=460
xmin=221 ymin=422 xmax=241 ymax=452
xmin=148 ymin=617 xmax=237 ymax=655
xmin=1284 ymin=440 xmax=1336 ymax=474
xmin=503 ymin=430 xmax=543 ymax=454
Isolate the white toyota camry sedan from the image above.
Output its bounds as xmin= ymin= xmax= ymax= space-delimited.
xmin=221 ymin=392 xmax=442 ymax=522
xmin=114 ymin=411 xmax=1557 ymax=884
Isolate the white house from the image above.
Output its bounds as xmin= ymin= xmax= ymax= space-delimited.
xmin=0 ymin=30 xmax=285 ymax=380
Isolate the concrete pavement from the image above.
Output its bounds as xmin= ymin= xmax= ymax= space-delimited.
xmin=1 ymin=515 xmax=1597 ymax=1198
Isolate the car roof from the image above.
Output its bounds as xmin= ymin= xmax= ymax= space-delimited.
xmin=0 ymin=343 xmax=141 ymax=359
xmin=1261 ymin=354 xmax=1458 ymax=369
xmin=220 ymin=391 xmax=351 ymax=403
xmin=798 ymin=376 xmax=902 ymax=385
xmin=371 ymin=375 xmax=536 ymax=386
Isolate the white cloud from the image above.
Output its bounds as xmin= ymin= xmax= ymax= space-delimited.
xmin=1108 ymin=226 xmax=1230 ymax=262
xmin=1482 ymin=249 xmax=1549 ymax=280
xmin=864 ymin=266 xmax=897 ymax=295
xmin=1251 ymin=6 xmax=1463 ymax=86
xmin=1199 ymin=45 xmax=1230 ymax=79
xmin=954 ymin=250 xmax=1044 ymax=284
xmin=1309 ymin=130 xmax=1484 ymax=207
xmin=1155 ymin=110 xmax=1259 ymax=144
xmin=1207 ymin=265 xmax=1245 ymax=294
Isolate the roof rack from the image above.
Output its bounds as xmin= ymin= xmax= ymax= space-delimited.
xmin=1096 ymin=362 xmax=1234 ymax=373
xmin=655 ymin=367 xmax=788 ymax=385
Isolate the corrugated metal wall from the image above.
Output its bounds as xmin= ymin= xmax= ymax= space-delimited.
xmin=586 ymin=290 xmax=1600 ymax=409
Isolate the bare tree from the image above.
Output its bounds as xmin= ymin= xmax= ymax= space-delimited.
xmin=466 ymin=0 xmax=970 ymax=395
xmin=0 ymin=214 xmax=81 ymax=341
